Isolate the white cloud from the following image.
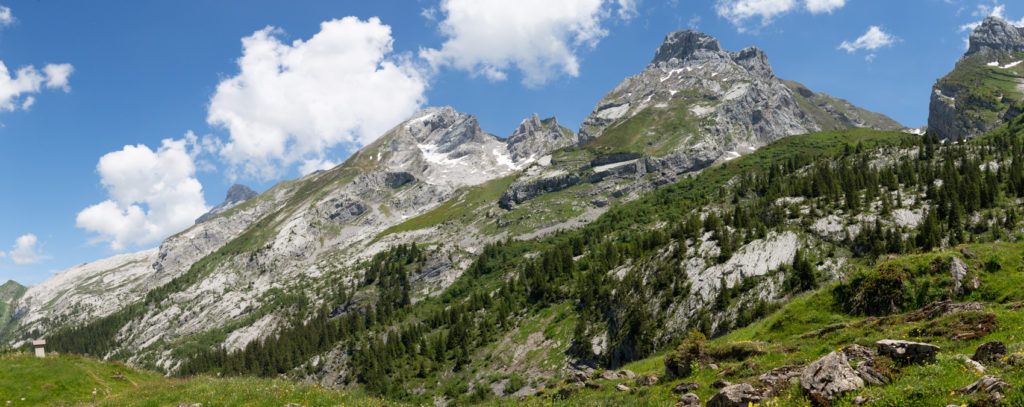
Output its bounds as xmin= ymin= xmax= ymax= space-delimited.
xmin=208 ymin=17 xmax=427 ymax=180
xmin=0 ymin=6 xmax=13 ymax=26
xmin=6 ymin=234 xmax=43 ymax=265
xmin=839 ymin=26 xmax=896 ymax=58
xmin=299 ymin=158 xmax=337 ymax=175
xmin=959 ymin=3 xmax=1024 ymax=33
xmin=420 ymin=0 xmax=634 ymax=87
xmin=0 ymin=61 xmax=73 ymax=112
xmin=76 ymin=137 xmax=209 ymax=251
xmin=805 ymin=0 xmax=845 ymax=14
xmin=715 ymin=0 xmax=846 ymax=30
xmin=617 ymin=0 xmax=639 ymax=20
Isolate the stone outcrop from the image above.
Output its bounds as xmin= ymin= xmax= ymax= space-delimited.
xmin=677 ymin=393 xmax=701 ymax=407
xmin=950 ymin=257 xmax=980 ymax=296
xmin=876 ymin=340 xmax=940 ymax=364
xmin=968 ymin=17 xmax=1024 ymax=55
xmin=800 ymin=351 xmax=864 ymax=404
xmin=972 ymin=340 xmax=1007 ymax=363
xmin=707 ymin=383 xmax=766 ymax=407
xmin=506 ymin=114 xmax=578 ymax=162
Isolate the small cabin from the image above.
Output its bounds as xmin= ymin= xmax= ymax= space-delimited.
xmin=31 ymin=339 xmax=45 ymax=358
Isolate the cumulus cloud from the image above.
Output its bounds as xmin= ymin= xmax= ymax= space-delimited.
xmin=959 ymin=4 xmax=1024 ymax=33
xmin=805 ymin=0 xmax=845 ymax=14
xmin=208 ymin=17 xmax=427 ymax=181
xmin=0 ymin=61 xmax=73 ymax=112
xmin=419 ymin=0 xmax=634 ymax=87
xmin=715 ymin=0 xmax=845 ymax=30
xmin=839 ymin=26 xmax=896 ymax=60
xmin=4 ymin=234 xmax=44 ymax=264
xmin=0 ymin=6 xmax=13 ymax=26
xmin=76 ymin=137 xmax=209 ymax=251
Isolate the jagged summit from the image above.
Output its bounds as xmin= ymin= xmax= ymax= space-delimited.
xmin=650 ymin=30 xmax=723 ymax=65
xmin=648 ymin=30 xmax=773 ymax=79
xmin=506 ymin=113 xmax=577 ymax=162
xmin=967 ymin=16 xmax=1024 ymax=56
xmin=194 ymin=184 xmax=257 ymax=224
xmin=579 ymin=29 xmax=899 ymax=150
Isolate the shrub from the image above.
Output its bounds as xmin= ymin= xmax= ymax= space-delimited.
xmin=664 ymin=330 xmax=707 ymax=379
xmin=984 ymin=256 xmax=1002 ymax=272
xmin=835 ymin=263 xmax=910 ymax=316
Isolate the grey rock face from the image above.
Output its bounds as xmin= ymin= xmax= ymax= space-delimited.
xmin=800 ymin=351 xmax=864 ymax=404
xmin=968 ymin=16 xmax=1024 ymax=55
xmin=707 ymin=383 xmax=765 ymax=407
xmin=650 ymin=30 xmax=723 ymax=65
xmin=677 ymin=393 xmax=701 ymax=407
xmin=195 ymin=184 xmax=258 ymax=224
xmin=506 ymin=114 xmax=577 ymax=162
xmin=876 ymin=339 xmax=940 ymax=364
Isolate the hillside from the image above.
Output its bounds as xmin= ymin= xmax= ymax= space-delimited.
xmin=1 ymin=28 xmax=901 ymax=374
xmin=929 ymin=16 xmax=1024 ymax=140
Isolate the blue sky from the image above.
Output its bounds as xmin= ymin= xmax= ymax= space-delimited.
xmin=0 ymin=0 xmax=1021 ymax=285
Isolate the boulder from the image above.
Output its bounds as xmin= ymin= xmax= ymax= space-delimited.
xmin=800 ymin=351 xmax=864 ymax=404
xmin=566 ymin=371 xmax=589 ymax=384
xmin=617 ymin=369 xmax=636 ymax=379
xmin=954 ymin=354 xmax=986 ymax=373
xmin=758 ymin=365 xmax=803 ymax=390
xmin=959 ymin=375 xmax=1009 ymax=402
xmin=614 ymin=383 xmax=631 ymax=392
xmin=851 ymin=395 xmax=872 ymax=406
xmin=841 ymin=344 xmax=877 ymax=363
xmin=856 ymin=364 xmax=890 ymax=386
xmin=584 ymin=382 xmax=603 ymax=390
xmin=972 ymin=340 xmax=1007 ymax=363
xmin=707 ymin=383 xmax=765 ymax=407
xmin=875 ymin=340 xmax=940 ymax=364
xmin=960 ymin=247 xmax=978 ymax=259
xmin=950 ymin=257 xmax=979 ymax=296
xmin=711 ymin=379 xmax=732 ymax=389
xmin=677 ymin=393 xmax=701 ymax=407
xmin=671 ymin=382 xmax=701 ymax=394
xmin=600 ymin=370 xmax=619 ymax=381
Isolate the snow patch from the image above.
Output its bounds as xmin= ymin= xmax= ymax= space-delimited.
xmin=722 ymin=151 xmax=741 ymax=161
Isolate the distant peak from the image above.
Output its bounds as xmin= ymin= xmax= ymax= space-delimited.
xmin=650 ymin=30 xmax=723 ymax=65
xmin=967 ymin=15 xmax=1024 ymax=55
xmin=224 ymin=184 xmax=257 ymax=203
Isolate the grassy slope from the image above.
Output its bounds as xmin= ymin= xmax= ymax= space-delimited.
xmin=938 ymin=51 xmax=1024 ymax=125
xmin=0 ymin=352 xmax=399 ymax=407
xmin=508 ymin=242 xmax=1024 ymax=406
xmin=0 ymin=281 xmax=25 ymax=335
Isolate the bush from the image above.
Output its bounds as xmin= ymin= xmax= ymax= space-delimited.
xmin=504 ymin=374 xmax=526 ymax=395
xmin=664 ymin=330 xmax=706 ymax=379
xmin=835 ymin=263 xmax=910 ymax=316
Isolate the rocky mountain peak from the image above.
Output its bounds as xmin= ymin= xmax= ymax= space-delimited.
xmin=401 ymin=106 xmax=486 ymax=153
xmin=506 ymin=113 xmax=578 ymax=162
xmin=732 ymin=46 xmax=774 ymax=79
xmin=650 ymin=30 xmax=723 ymax=66
xmin=195 ymin=184 xmax=258 ymax=224
xmin=967 ymin=16 xmax=1024 ymax=55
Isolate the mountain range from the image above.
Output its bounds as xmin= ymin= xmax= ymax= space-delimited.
xmin=3 ymin=15 xmax=1024 ymax=407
